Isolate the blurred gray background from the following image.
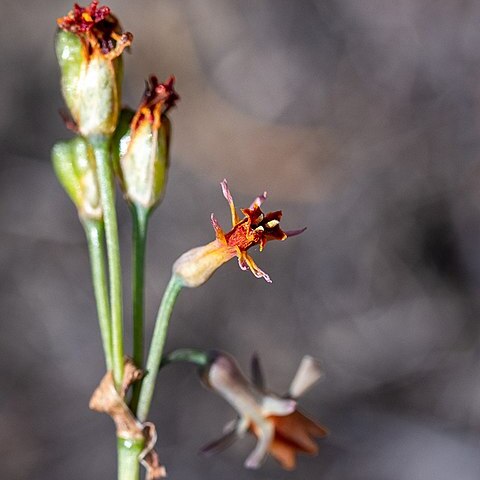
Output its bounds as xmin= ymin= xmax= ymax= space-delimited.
xmin=1 ymin=0 xmax=480 ymax=478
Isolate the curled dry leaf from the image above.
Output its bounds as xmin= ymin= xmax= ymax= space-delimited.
xmin=89 ymin=359 xmax=166 ymax=479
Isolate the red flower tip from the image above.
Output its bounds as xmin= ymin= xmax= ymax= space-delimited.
xmin=142 ymin=75 xmax=180 ymax=114
xmin=57 ymin=1 xmax=110 ymax=34
xmin=131 ymin=75 xmax=179 ymax=131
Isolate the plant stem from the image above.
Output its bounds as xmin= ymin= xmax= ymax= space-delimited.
xmin=129 ymin=205 xmax=149 ymax=414
xmin=117 ymin=437 xmax=144 ymax=480
xmin=161 ymin=348 xmax=209 ymax=368
xmin=90 ymin=134 xmax=124 ymax=389
xmin=132 ymin=205 xmax=149 ymax=370
xmin=83 ymin=219 xmax=113 ymax=371
xmin=136 ymin=275 xmax=183 ymax=422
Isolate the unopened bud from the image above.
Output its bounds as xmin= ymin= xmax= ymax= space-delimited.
xmin=52 ymin=136 xmax=102 ymax=220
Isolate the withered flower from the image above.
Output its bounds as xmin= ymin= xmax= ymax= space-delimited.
xmin=173 ymin=180 xmax=305 ymax=287
xmin=200 ymin=352 xmax=328 ymax=470
xmin=55 ymin=1 xmax=133 ymax=136
xmin=114 ymin=76 xmax=179 ymax=210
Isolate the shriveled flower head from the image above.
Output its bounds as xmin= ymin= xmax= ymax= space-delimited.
xmin=200 ymin=352 xmax=328 ymax=470
xmin=57 ymin=1 xmax=132 ymax=57
xmin=114 ymin=76 xmax=179 ymax=210
xmin=55 ymin=1 xmax=132 ymax=136
xmin=173 ymin=180 xmax=305 ymax=287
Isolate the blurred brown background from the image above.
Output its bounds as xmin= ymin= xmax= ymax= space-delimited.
xmin=1 ymin=0 xmax=480 ymax=478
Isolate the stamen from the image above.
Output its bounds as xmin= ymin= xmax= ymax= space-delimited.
xmin=265 ymin=219 xmax=279 ymax=229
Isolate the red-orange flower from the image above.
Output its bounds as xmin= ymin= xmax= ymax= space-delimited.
xmin=173 ymin=180 xmax=305 ymax=287
xmin=253 ymin=409 xmax=328 ymax=470
xmin=57 ymin=1 xmax=132 ymax=58
xmin=200 ymin=352 xmax=328 ymax=470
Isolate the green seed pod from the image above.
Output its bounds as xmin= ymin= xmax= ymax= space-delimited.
xmin=114 ymin=76 xmax=178 ymax=211
xmin=52 ymin=136 xmax=102 ymax=220
xmin=55 ymin=3 xmax=132 ymax=137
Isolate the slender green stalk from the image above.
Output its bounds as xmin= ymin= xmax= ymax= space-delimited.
xmin=161 ymin=349 xmax=209 ymax=368
xmin=136 ymin=275 xmax=183 ymax=422
xmin=131 ymin=205 xmax=149 ymax=369
xmin=129 ymin=205 xmax=149 ymax=414
xmin=83 ymin=219 xmax=113 ymax=371
xmin=90 ymin=134 xmax=124 ymax=388
xmin=117 ymin=437 xmax=144 ymax=480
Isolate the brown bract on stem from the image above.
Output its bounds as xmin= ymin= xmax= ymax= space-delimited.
xmin=89 ymin=359 xmax=166 ymax=479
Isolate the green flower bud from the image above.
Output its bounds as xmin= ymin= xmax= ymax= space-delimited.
xmin=55 ymin=2 xmax=132 ymax=137
xmin=114 ymin=76 xmax=178 ymax=211
xmin=52 ymin=136 xmax=102 ymax=220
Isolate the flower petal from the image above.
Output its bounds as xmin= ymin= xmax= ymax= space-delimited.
xmin=210 ymin=213 xmax=226 ymax=242
xmin=249 ymin=191 xmax=267 ymax=209
xmin=285 ymin=227 xmax=307 ymax=237
xmin=262 ymin=396 xmax=297 ymax=417
xmin=288 ymin=356 xmax=324 ymax=399
xmin=244 ymin=420 xmax=274 ymax=469
xmin=271 ymin=410 xmax=328 ymax=454
xmin=250 ymin=353 xmax=265 ymax=390
xmin=200 ymin=420 xmax=241 ymax=457
xmin=242 ymin=253 xmax=272 ymax=283
xmin=221 ymin=179 xmax=240 ymax=225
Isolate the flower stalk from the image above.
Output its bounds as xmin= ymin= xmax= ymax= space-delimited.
xmin=117 ymin=437 xmax=144 ymax=480
xmin=129 ymin=205 xmax=149 ymax=414
xmin=90 ymin=134 xmax=124 ymax=389
xmin=84 ymin=219 xmax=113 ymax=371
xmin=136 ymin=275 xmax=183 ymax=422
xmin=161 ymin=348 xmax=210 ymax=368
xmin=132 ymin=205 xmax=149 ymax=370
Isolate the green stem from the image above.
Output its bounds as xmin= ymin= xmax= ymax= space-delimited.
xmin=83 ymin=219 xmax=113 ymax=371
xmin=132 ymin=205 xmax=149 ymax=370
xmin=136 ymin=275 xmax=183 ymax=422
xmin=90 ymin=134 xmax=124 ymax=389
xmin=129 ymin=205 xmax=149 ymax=414
xmin=161 ymin=349 xmax=209 ymax=368
xmin=117 ymin=437 xmax=144 ymax=480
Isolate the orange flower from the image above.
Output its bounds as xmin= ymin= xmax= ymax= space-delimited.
xmin=200 ymin=352 xmax=328 ymax=470
xmin=173 ymin=180 xmax=305 ymax=287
